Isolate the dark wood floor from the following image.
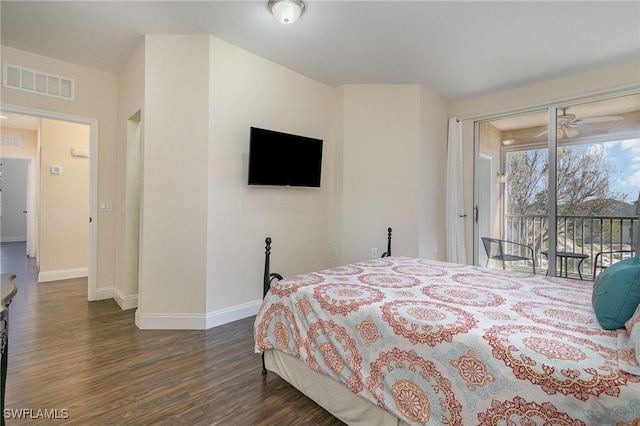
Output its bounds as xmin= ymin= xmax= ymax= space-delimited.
xmin=1 ymin=242 xmax=345 ymax=425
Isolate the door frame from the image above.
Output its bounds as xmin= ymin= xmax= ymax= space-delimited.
xmin=1 ymin=103 xmax=98 ymax=300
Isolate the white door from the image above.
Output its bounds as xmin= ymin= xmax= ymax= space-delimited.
xmin=0 ymin=158 xmax=28 ymax=244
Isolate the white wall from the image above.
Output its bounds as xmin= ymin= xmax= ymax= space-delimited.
xmin=419 ymin=86 xmax=449 ymax=260
xmin=340 ymin=85 xmax=422 ymax=263
xmin=135 ymin=38 xmax=452 ymax=328
xmin=451 ymin=60 xmax=640 ymax=263
xmin=132 ymin=35 xmax=337 ymax=328
xmin=39 ymin=118 xmax=90 ymax=281
xmin=135 ymin=35 xmax=210 ymax=328
xmin=206 ymin=37 xmax=335 ymax=320
xmin=337 ymin=85 xmax=449 ymax=264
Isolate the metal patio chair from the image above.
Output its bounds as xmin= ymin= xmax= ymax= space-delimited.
xmin=481 ymin=237 xmax=536 ymax=274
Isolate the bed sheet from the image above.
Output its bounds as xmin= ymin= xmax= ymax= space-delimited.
xmin=254 ymin=256 xmax=640 ymax=425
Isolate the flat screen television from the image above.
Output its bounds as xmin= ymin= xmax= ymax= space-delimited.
xmin=248 ymin=127 xmax=323 ymax=187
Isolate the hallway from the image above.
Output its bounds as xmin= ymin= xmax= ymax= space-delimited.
xmin=1 ymin=242 xmax=39 ymax=319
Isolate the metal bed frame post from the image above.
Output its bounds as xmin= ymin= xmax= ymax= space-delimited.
xmin=261 ymin=238 xmax=282 ymax=375
xmin=381 ymin=228 xmax=392 ymax=257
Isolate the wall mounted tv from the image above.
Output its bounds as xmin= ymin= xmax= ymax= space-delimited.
xmin=248 ymin=127 xmax=323 ymax=187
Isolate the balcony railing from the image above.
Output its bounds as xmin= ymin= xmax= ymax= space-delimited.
xmin=502 ymin=214 xmax=638 ymax=280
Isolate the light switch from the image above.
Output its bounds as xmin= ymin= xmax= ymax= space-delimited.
xmin=99 ymin=201 xmax=112 ymax=212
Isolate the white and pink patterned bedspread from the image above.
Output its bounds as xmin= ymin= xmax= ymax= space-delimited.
xmin=253 ymin=257 xmax=640 ymax=425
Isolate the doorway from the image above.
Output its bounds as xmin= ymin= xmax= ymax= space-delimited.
xmin=122 ymin=111 xmax=141 ymax=309
xmin=1 ymin=104 xmax=98 ymax=299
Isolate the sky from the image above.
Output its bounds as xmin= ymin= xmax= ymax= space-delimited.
xmin=601 ymin=138 xmax=640 ymax=203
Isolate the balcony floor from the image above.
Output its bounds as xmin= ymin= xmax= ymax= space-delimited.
xmin=495 ymin=264 xmax=595 ymax=282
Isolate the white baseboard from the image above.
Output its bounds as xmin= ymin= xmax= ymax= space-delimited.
xmin=135 ymin=299 xmax=263 ymax=330
xmin=38 ymin=267 xmax=88 ymax=283
xmin=114 ymin=288 xmax=138 ymax=310
xmin=205 ymin=299 xmax=262 ymax=329
xmin=94 ymin=287 xmax=114 ymax=300
xmin=135 ymin=312 xmax=206 ymax=330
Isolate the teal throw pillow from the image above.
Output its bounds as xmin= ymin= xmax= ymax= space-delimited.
xmin=592 ymin=256 xmax=640 ymax=330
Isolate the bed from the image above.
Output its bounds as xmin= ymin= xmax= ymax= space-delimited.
xmin=253 ymin=237 xmax=640 ymax=425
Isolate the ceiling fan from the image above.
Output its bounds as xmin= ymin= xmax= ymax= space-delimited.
xmin=535 ymin=107 xmax=624 ymax=139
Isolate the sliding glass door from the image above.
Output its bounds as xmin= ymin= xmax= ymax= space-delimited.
xmin=475 ymin=93 xmax=640 ymax=280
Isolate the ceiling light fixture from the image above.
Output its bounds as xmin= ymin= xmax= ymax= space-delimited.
xmin=564 ymin=127 xmax=579 ymax=139
xmin=268 ymin=0 xmax=305 ymax=24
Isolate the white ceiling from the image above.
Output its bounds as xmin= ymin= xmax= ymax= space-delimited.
xmin=1 ymin=1 xmax=639 ymax=102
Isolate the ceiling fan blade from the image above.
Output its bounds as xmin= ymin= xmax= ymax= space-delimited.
xmin=579 ymin=115 xmax=624 ymax=124
xmin=574 ymin=123 xmax=599 ymax=133
xmin=564 ymin=123 xmax=610 ymax=139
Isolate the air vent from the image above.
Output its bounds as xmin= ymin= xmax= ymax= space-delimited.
xmin=0 ymin=135 xmax=22 ymax=148
xmin=3 ymin=63 xmax=74 ymax=100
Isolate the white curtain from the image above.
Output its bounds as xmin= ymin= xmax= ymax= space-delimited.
xmin=446 ymin=117 xmax=467 ymax=264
